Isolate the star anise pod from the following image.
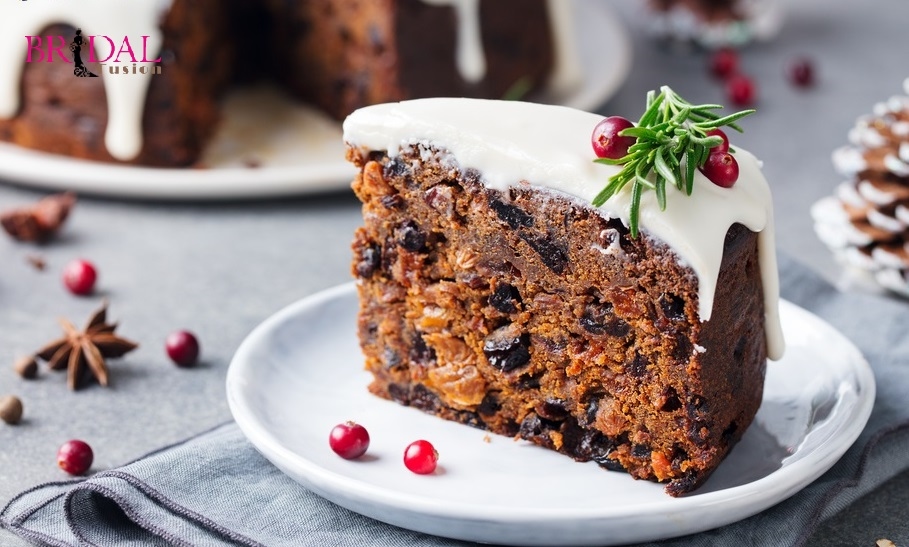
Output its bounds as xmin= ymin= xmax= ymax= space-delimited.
xmin=1 ymin=191 xmax=76 ymax=243
xmin=34 ymin=301 xmax=138 ymax=390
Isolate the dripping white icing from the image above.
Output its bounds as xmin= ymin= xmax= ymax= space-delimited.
xmin=421 ymin=0 xmax=486 ymax=83
xmin=419 ymin=0 xmax=581 ymax=92
xmin=545 ymin=0 xmax=583 ymax=95
xmin=0 ymin=0 xmax=171 ymax=160
xmin=343 ymin=98 xmax=785 ymax=360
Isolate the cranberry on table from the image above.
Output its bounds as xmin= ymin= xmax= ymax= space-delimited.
xmin=591 ymin=116 xmax=636 ymax=160
xmin=726 ymin=74 xmax=756 ymax=106
xmin=57 ymin=439 xmax=93 ymax=476
xmin=700 ymin=152 xmax=740 ymax=188
xmin=403 ymin=439 xmax=439 ymax=474
xmin=709 ymin=48 xmax=739 ymax=79
xmin=329 ymin=421 xmax=370 ymax=460
xmin=787 ymin=57 xmax=815 ymax=88
xmin=62 ymin=259 xmax=97 ymax=296
xmin=165 ymin=330 xmax=200 ymax=367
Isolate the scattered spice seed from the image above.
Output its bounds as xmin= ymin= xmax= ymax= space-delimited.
xmin=0 ymin=395 xmax=23 ymax=425
xmin=0 ymin=192 xmax=76 ymax=243
xmin=14 ymin=356 xmax=38 ymax=379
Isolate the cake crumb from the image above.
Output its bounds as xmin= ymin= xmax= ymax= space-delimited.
xmin=877 ymin=540 xmax=897 ymax=547
xmin=482 ymin=434 xmax=491 ymax=443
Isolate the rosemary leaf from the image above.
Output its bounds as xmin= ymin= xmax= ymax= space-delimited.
xmin=590 ymin=85 xmax=755 ymax=236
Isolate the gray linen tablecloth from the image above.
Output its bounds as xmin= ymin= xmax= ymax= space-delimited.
xmin=2 ymin=253 xmax=909 ymax=546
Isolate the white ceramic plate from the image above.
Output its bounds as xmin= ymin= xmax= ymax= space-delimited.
xmin=226 ymin=284 xmax=875 ymax=546
xmin=0 ymin=0 xmax=630 ymax=200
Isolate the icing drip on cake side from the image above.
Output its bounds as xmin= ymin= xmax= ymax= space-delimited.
xmin=421 ymin=0 xmax=486 ymax=83
xmin=0 ymin=0 xmax=173 ymax=160
xmin=419 ymin=0 xmax=582 ymax=93
xmin=343 ymin=98 xmax=785 ymax=360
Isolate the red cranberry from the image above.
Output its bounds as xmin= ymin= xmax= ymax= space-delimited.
xmin=727 ymin=74 xmax=756 ymax=106
xmin=57 ymin=439 xmax=93 ymax=475
xmin=705 ymin=128 xmax=730 ymax=154
xmin=403 ymin=439 xmax=438 ymax=474
xmin=62 ymin=259 xmax=97 ymax=296
xmin=709 ymin=48 xmax=739 ymax=79
xmin=787 ymin=57 xmax=815 ymax=88
xmin=165 ymin=330 xmax=200 ymax=367
xmin=591 ymin=116 xmax=636 ymax=159
xmin=329 ymin=421 xmax=370 ymax=459
xmin=700 ymin=152 xmax=740 ymax=188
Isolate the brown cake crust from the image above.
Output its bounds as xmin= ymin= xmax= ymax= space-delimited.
xmin=0 ymin=1 xmax=232 ymax=166
xmin=349 ymin=143 xmax=767 ymax=496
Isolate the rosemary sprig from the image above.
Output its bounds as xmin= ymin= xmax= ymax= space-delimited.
xmin=592 ymin=86 xmax=755 ymax=237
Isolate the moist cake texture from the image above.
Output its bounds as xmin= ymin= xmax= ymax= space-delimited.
xmin=345 ymin=98 xmax=783 ymax=495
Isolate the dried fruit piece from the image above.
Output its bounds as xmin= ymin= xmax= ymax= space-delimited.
xmin=0 ymin=192 xmax=76 ymax=243
xmin=483 ymin=325 xmax=531 ymax=372
xmin=0 ymin=395 xmax=23 ymax=424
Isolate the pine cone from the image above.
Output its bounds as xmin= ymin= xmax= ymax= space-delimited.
xmin=812 ymin=78 xmax=909 ymax=296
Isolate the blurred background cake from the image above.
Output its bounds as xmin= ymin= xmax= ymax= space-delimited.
xmin=0 ymin=0 xmax=580 ymax=167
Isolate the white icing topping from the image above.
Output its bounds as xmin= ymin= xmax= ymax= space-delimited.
xmin=0 ymin=0 xmax=171 ymax=160
xmin=344 ymin=98 xmax=784 ymax=360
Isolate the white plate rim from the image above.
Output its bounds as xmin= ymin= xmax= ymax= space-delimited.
xmin=0 ymin=0 xmax=630 ymax=201
xmin=226 ymin=282 xmax=875 ymax=544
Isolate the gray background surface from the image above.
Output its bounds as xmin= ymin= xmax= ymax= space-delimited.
xmin=1 ymin=0 xmax=907 ymax=544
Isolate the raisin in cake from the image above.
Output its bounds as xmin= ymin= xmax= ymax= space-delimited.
xmin=344 ymin=98 xmax=784 ymax=496
xmin=0 ymin=0 xmax=578 ymax=166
